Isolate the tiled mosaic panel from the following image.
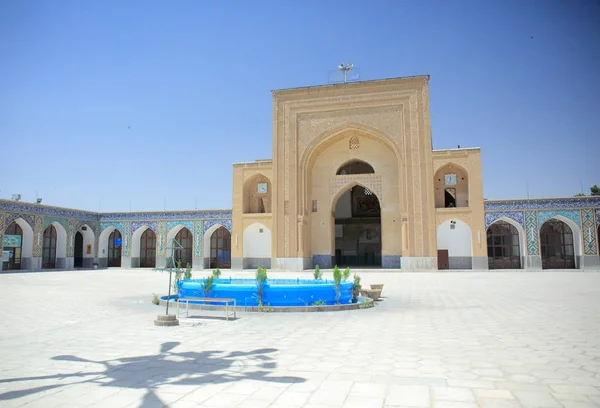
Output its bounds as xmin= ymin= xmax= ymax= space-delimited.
xmin=485 ymin=211 xmax=525 ymax=229
xmin=0 ymin=213 xmax=5 ymax=259
xmin=204 ymin=219 xmax=232 ymax=233
xmin=43 ymin=216 xmax=69 ymax=231
xmin=597 ymin=209 xmax=600 ymax=227
xmin=166 ymin=221 xmax=194 ymax=235
xmin=100 ymin=222 xmax=122 ymax=233
xmin=132 ymin=222 xmax=157 ymax=234
xmin=33 ymin=216 xmax=43 ymax=257
xmin=525 ymin=211 xmax=539 ymax=255
xmin=67 ymin=219 xmax=77 ymax=258
xmin=0 ymin=200 xmax=98 ymax=220
xmin=582 ymin=208 xmax=597 ymax=255
xmin=538 ymin=210 xmax=581 ymax=227
xmin=485 ymin=197 xmax=600 ymax=211
xmin=122 ymin=222 xmax=132 ymax=257
xmin=4 ymin=213 xmax=35 ymax=229
xmin=100 ymin=210 xmax=232 ymax=222
xmin=194 ymin=220 xmax=203 ymax=258
xmin=157 ymin=221 xmax=167 ymax=258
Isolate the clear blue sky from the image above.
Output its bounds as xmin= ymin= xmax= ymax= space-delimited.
xmin=1 ymin=0 xmax=599 ymax=212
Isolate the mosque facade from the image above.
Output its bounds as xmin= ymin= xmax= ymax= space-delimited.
xmin=2 ymin=76 xmax=599 ymax=272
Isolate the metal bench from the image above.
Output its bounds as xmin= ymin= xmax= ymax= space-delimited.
xmin=176 ymin=297 xmax=237 ymax=320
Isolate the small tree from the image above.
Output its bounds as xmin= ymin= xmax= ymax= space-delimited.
xmin=313 ymin=265 xmax=322 ymax=280
xmin=333 ymin=265 xmax=342 ymax=304
xmin=212 ymin=268 xmax=221 ymax=279
xmin=256 ymin=266 xmax=268 ymax=307
xmin=591 ymin=185 xmax=600 ymax=196
xmin=202 ymin=275 xmax=215 ymax=297
xmin=342 ymin=266 xmax=351 ymax=281
xmin=184 ymin=263 xmax=192 ymax=280
xmin=173 ymin=259 xmax=184 ymax=293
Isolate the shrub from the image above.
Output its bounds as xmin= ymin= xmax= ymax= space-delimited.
xmin=342 ymin=266 xmax=351 ymax=281
xmin=352 ymin=274 xmax=361 ymax=301
xmin=184 ymin=263 xmax=192 ymax=280
xmin=202 ymin=275 xmax=215 ymax=296
xmin=333 ymin=265 xmax=342 ymax=304
xmin=212 ymin=268 xmax=221 ymax=279
xmin=256 ymin=266 xmax=268 ymax=307
xmin=313 ymin=265 xmax=322 ymax=280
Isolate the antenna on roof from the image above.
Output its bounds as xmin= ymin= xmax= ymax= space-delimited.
xmin=328 ymin=62 xmax=360 ymax=84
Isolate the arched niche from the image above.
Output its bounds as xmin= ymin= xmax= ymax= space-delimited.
xmin=539 ymin=217 xmax=581 ymax=269
xmin=336 ymin=159 xmax=375 ymax=175
xmin=434 ymin=163 xmax=469 ymax=208
xmin=42 ymin=222 xmax=67 ymax=269
xmin=436 ymin=219 xmax=473 ymax=269
xmin=3 ymin=218 xmax=34 ymax=270
xmin=166 ymin=225 xmax=193 ymax=268
xmin=243 ymin=173 xmax=272 ymax=214
xmin=487 ymin=218 xmax=524 ymax=269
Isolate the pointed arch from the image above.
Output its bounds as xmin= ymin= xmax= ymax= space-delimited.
xmin=336 ymin=159 xmax=375 ymax=175
xmin=487 ymin=217 xmax=524 ymax=269
xmin=243 ymin=173 xmax=272 ymax=214
xmin=204 ymin=224 xmax=231 ymax=269
xmin=434 ymin=162 xmax=469 ymax=208
xmin=3 ymin=217 xmax=34 ymax=269
xmin=437 ymin=219 xmax=473 ymax=269
xmin=539 ymin=216 xmax=581 ymax=269
xmin=166 ymin=224 xmax=193 ymax=267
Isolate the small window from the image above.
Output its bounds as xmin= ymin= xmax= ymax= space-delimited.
xmin=349 ymin=136 xmax=360 ymax=150
xmin=312 ymin=200 xmax=318 ymax=212
xmin=364 ymin=188 xmax=372 ymax=196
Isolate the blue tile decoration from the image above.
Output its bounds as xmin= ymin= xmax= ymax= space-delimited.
xmin=485 ymin=211 xmax=525 ymax=229
xmin=485 ymin=197 xmax=600 ymax=211
xmin=312 ymin=255 xmax=332 ymax=269
xmin=122 ymin=222 xmax=132 ymax=257
xmin=100 ymin=210 xmax=232 ymax=221
xmin=100 ymin=222 xmax=123 ymax=233
xmin=382 ymin=255 xmax=401 ymax=268
xmin=157 ymin=222 xmax=167 ymax=258
xmin=0 ymin=199 xmax=98 ymax=220
xmin=166 ymin=220 xmax=194 ymax=234
xmin=194 ymin=220 xmax=203 ymax=257
xmin=43 ymin=217 xmax=69 ymax=231
xmin=4 ymin=213 xmax=35 ymax=230
xmin=204 ymin=219 xmax=232 ymax=233
xmin=525 ymin=211 xmax=539 ymax=255
xmin=132 ymin=222 xmax=157 ymax=234
xmin=538 ymin=210 xmax=581 ymax=228
xmin=582 ymin=208 xmax=597 ymax=255
xmin=597 ymin=209 xmax=600 ymax=227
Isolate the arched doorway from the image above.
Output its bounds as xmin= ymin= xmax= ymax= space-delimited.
xmin=175 ymin=227 xmax=193 ymax=268
xmin=210 ymin=227 xmax=231 ymax=268
xmin=42 ymin=225 xmax=57 ymax=269
xmin=3 ymin=221 xmax=23 ymax=270
xmin=108 ymin=229 xmax=122 ymax=267
xmin=74 ymin=232 xmax=84 ymax=268
xmin=487 ymin=221 xmax=521 ymax=269
xmin=540 ymin=219 xmax=575 ymax=269
xmin=140 ymin=229 xmax=156 ymax=268
xmin=334 ymin=185 xmax=381 ymax=267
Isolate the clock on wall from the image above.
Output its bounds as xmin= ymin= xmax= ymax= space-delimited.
xmin=445 ymin=174 xmax=457 ymax=186
xmin=257 ymin=182 xmax=268 ymax=193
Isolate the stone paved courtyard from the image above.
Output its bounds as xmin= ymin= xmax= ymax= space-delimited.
xmin=0 ymin=269 xmax=599 ymax=408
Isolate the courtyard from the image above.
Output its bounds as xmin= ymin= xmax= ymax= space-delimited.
xmin=0 ymin=269 xmax=599 ymax=408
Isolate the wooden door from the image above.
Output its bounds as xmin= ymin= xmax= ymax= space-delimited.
xmin=437 ymin=249 xmax=449 ymax=270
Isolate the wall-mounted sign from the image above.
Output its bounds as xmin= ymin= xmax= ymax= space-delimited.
xmin=3 ymin=235 xmax=22 ymax=248
xmin=86 ymin=244 xmax=92 ymax=254
xmin=114 ymin=238 xmax=122 ymax=247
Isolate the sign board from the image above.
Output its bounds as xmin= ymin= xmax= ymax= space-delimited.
xmin=1 ymin=250 xmax=11 ymax=262
xmin=86 ymin=244 xmax=92 ymax=254
xmin=114 ymin=238 xmax=122 ymax=247
xmin=3 ymin=235 xmax=22 ymax=248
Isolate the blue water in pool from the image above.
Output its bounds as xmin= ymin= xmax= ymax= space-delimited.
xmin=174 ymin=278 xmax=354 ymax=307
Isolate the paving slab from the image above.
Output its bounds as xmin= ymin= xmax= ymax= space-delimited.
xmin=0 ymin=269 xmax=599 ymax=408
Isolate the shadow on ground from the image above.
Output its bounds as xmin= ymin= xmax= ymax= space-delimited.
xmin=0 ymin=342 xmax=304 ymax=407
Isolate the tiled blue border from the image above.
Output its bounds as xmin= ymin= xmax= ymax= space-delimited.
xmin=100 ymin=210 xmax=232 ymax=221
xmin=485 ymin=197 xmax=600 ymax=211
xmin=485 ymin=211 xmax=525 ymax=228
xmin=538 ymin=210 xmax=581 ymax=227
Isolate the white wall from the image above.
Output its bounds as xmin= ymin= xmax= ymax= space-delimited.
xmin=80 ymin=226 xmax=95 ymax=258
xmin=52 ymin=222 xmax=68 ymax=258
xmin=243 ymin=223 xmax=271 ymax=258
xmin=436 ymin=219 xmax=472 ymax=257
xmin=13 ymin=218 xmax=33 ymax=257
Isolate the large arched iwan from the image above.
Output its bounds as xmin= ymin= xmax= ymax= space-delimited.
xmin=333 ymin=184 xmax=381 ymax=267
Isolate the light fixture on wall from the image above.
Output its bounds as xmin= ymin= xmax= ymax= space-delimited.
xmin=450 ymin=220 xmax=456 ymax=230
xmin=36 ymin=198 xmax=43 ymax=204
